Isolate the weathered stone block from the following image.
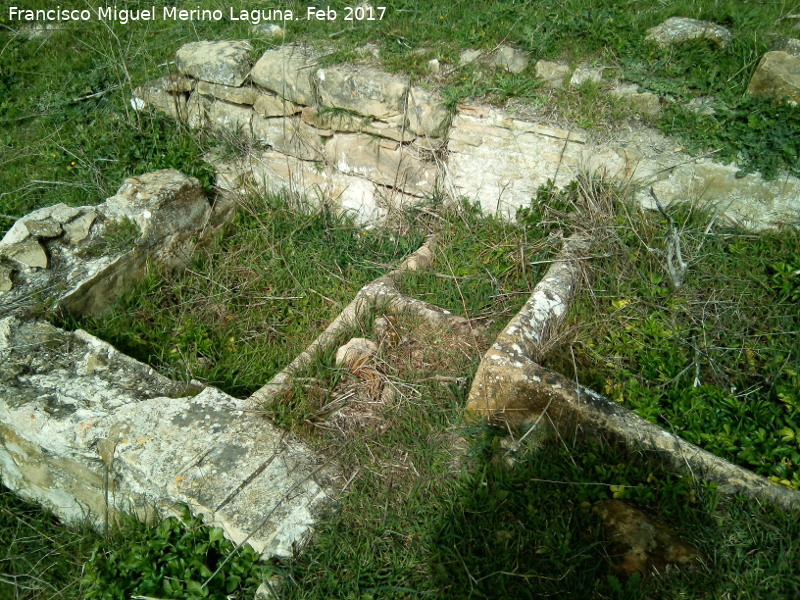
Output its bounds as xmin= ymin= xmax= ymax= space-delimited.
xmin=207 ymin=100 xmax=254 ymax=136
xmin=301 ymin=107 xmax=412 ymax=142
xmin=315 ymin=66 xmax=409 ymax=121
xmin=0 ymin=317 xmax=335 ymax=557
xmin=491 ymin=45 xmax=529 ymax=74
xmin=196 ymin=80 xmax=261 ymax=105
xmin=251 ymin=45 xmax=318 ymax=106
xmin=177 ymin=40 xmax=252 ymax=86
xmin=254 ymin=94 xmax=303 ymax=118
xmin=251 ymin=115 xmax=326 ymax=161
xmin=747 ymin=51 xmax=800 ymax=104
xmin=646 ymin=17 xmax=733 ymax=48
xmin=324 ymin=133 xmax=437 ymax=196
xmin=407 ymin=87 xmax=450 ymax=138
xmin=132 ymin=77 xmax=188 ymax=121
xmin=535 ymin=60 xmax=570 ymax=89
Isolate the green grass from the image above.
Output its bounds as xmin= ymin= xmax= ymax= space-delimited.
xmin=62 ymin=192 xmax=424 ymax=397
xmin=547 ymin=199 xmax=800 ymax=489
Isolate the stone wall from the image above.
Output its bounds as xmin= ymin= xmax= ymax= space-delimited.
xmin=0 ymin=169 xmax=335 ymax=558
xmin=135 ymin=41 xmax=800 ymax=229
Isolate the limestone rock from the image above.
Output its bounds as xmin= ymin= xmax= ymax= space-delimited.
xmin=609 ymin=83 xmax=661 ymax=117
xmin=335 ymin=337 xmax=378 ymax=369
xmin=301 ymin=108 xmax=412 ymax=142
xmin=570 ymin=63 xmax=605 ymax=87
xmin=595 ymin=500 xmax=703 ymax=574
xmin=207 ymin=100 xmax=253 ymax=135
xmin=104 ymin=169 xmax=208 ymax=250
xmin=2 ymin=238 xmax=49 ymax=269
xmin=252 ymin=115 xmax=326 ymax=161
xmin=535 ymin=60 xmax=570 ymax=89
xmin=0 ymin=316 xmax=335 ymax=558
xmin=325 ymin=133 xmax=437 ymax=196
xmin=186 ymin=93 xmax=212 ymax=129
xmin=771 ymin=37 xmax=800 ymax=57
xmin=176 ymin=40 xmax=252 ymax=86
xmin=251 ymin=23 xmax=285 ymax=38
xmin=62 ymin=210 xmax=96 ymax=245
xmin=23 ymin=217 xmax=61 ymax=238
xmin=407 ymin=87 xmax=451 ymax=138
xmin=646 ymin=17 xmax=733 ymax=48
xmin=251 ymin=45 xmax=319 ymax=106
xmin=161 ymin=72 xmax=195 ymax=93
xmin=459 ymin=49 xmax=484 ymax=66
xmin=254 ymin=94 xmax=303 ymax=118
xmin=0 ymin=264 xmax=14 ymax=292
xmin=196 ymin=81 xmax=261 ymax=105
xmin=491 ymin=45 xmax=529 ymax=74
xmin=316 ymin=66 xmax=409 ymax=121
xmin=747 ymin=51 xmax=800 ymax=104
xmin=132 ymin=77 xmax=188 ymax=121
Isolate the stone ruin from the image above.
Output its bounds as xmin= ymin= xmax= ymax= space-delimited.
xmin=2 ymin=26 xmax=800 ymax=566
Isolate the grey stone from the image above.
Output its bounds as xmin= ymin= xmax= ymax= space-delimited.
xmin=186 ymin=93 xmax=212 ymax=129
xmin=407 ymin=87 xmax=451 ymax=138
xmin=324 ymin=133 xmax=437 ymax=196
xmin=459 ymin=49 xmax=484 ymax=66
xmin=0 ymin=316 xmax=336 ymax=557
xmin=609 ymin=83 xmax=661 ymax=117
xmin=3 ymin=238 xmax=49 ymax=269
xmin=132 ymin=77 xmax=188 ymax=121
xmin=316 ymin=66 xmax=409 ymax=121
xmin=161 ymin=72 xmax=195 ymax=93
xmin=196 ymin=81 xmax=261 ymax=105
xmin=646 ymin=17 xmax=733 ymax=48
xmin=62 ymin=210 xmax=96 ymax=245
xmin=747 ymin=51 xmax=800 ymax=104
xmin=301 ymin=108 xmax=411 ymax=142
xmin=251 ymin=115 xmax=326 ymax=161
xmin=207 ymin=100 xmax=254 ymax=135
xmin=771 ymin=37 xmax=800 ymax=57
xmin=570 ymin=63 xmax=605 ymax=87
xmin=251 ymin=45 xmax=319 ymax=106
xmin=491 ymin=45 xmax=529 ymax=74
xmin=535 ymin=60 xmax=570 ymax=89
xmin=176 ymin=40 xmax=252 ymax=86
xmin=250 ymin=23 xmax=285 ymax=38
xmin=253 ymin=94 xmax=303 ymax=118
xmin=23 ymin=217 xmax=62 ymax=238
xmin=428 ymin=58 xmax=441 ymax=74
xmin=49 ymin=204 xmax=81 ymax=223
xmin=0 ymin=264 xmax=13 ymax=292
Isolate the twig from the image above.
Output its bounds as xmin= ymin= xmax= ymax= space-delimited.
xmin=650 ymin=187 xmax=687 ymax=289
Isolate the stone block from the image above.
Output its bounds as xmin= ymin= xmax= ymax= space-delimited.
xmin=177 ymin=40 xmax=252 ymax=86
xmin=646 ymin=17 xmax=732 ymax=48
xmin=251 ymin=115 xmax=326 ymax=161
xmin=207 ymin=100 xmax=254 ymax=135
xmin=196 ymin=80 xmax=261 ymax=105
xmin=315 ymin=66 xmax=409 ymax=121
xmin=747 ymin=51 xmax=800 ymax=104
xmin=251 ymin=45 xmax=318 ymax=106
xmin=407 ymin=87 xmax=451 ymax=138
xmin=253 ymin=94 xmax=303 ymax=118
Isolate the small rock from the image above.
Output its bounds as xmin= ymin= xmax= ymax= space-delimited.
xmin=3 ymin=238 xmax=49 ymax=269
xmin=595 ymin=499 xmax=703 ymax=575
xmin=176 ymin=40 xmax=253 ymax=87
xmin=771 ymin=37 xmax=800 ymax=57
xmin=62 ymin=210 xmax=96 ymax=245
xmin=49 ymin=204 xmax=82 ymax=223
xmin=0 ymin=264 xmax=13 ymax=292
xmin=23 ymin=218 xmax=62 ymax=239
xmin=407 ymin=86 xmax=451 ymax=138
xmin=535 ymin=60 xmax=570 ymax=89
xmin=428 ymin=58 xmax=441 ymax=74
xmin=491 ymin=45 xmax=529 ymax=74
xmin=196 ymin=81 xmax=261 ymax=105
xmin=748 ymin=51 xmax=800 ymax=104
xmin=251 ymin=23 xmax=285 ymax=38
xmin=609 ymin=83 xmax=662 ymax=117
xmin=570 ymin=63 xmax=605 ymax=87
xmin=459 ymin=49 xmax=484 ymax=67
xmin=335 ymin=338 xmax=378 ymax=369
xmin=646 ymin=17 xmax=733 ymax=48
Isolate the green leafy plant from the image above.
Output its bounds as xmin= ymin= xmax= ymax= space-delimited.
xmin=81 ymin=507 xmax=269 ymax=600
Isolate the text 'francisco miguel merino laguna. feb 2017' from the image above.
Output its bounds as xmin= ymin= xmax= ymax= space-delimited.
xmin=6 ymin=5 xmax=387 ymax=24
